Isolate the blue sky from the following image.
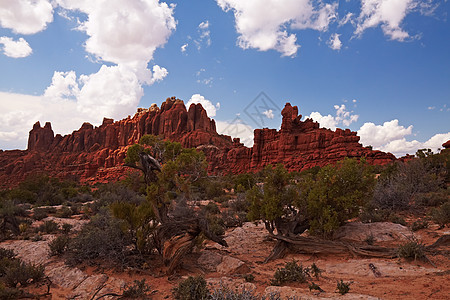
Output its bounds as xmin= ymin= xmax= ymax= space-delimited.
xmin=0 ymin=0 xmax=449 ymax=157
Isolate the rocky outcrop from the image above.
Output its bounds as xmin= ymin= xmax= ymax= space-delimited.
xmin=0 ymin=99 xmax=399 ymax=187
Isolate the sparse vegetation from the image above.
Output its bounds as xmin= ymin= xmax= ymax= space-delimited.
xmin=397 ymin=237 xmax=426 ymax=261
xmin=121 ymin=279 xmax=152 ymax=298
xmin=270 ymin=260 xmax=310 ymax=286
xmin=336 ymin=280 xmax=351 ymax=295
xmin=173 ymin=276 xmax=209 ymax=300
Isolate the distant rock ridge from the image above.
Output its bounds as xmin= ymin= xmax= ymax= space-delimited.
xmin=0 ymin=97 xmax=397 ymax=187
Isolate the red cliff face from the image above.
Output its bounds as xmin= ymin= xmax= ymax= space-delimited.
xmin=0 ymin=99 xmax=397 ymax=187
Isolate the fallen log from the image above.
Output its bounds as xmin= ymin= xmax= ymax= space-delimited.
xmin=266 ymin=234 xmax=397 ymax=262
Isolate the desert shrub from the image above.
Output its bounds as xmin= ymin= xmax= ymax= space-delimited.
xmin=230 ymin=194 xmax=250 ymax=213
xmin=411 ymin=219 xmax=429 ymax=231
xmin=3 ymin=260 xmax=44 ymax=288
xmin=310 ymin=263 xmax=322 ymax=279
xmin=0 ymin=282 xmax=22 ymax=299
xmin=414 ymin=191 xmax=449 ymax=207
xmin=89 ymin=183 xmax=146 ymax=215
xmin=303 ymin=158 xmax=375 ymax=237
xmin=56 ymin=206 xmax=73 ymax=218
xmin=203 ymin=202 xmax=220 ymax=215
xmin=359 ymin=206 xmax=390 ymax=223
xmin=270 ymin=260 xmax=309 ymax=286
xmin=244 ymin=274 xmax=255 ymax=282
xmin=110 ymin=200 xmax=157 ymax=254
xmin=207 ymin=215 xmax=225 ymax=237
xmin=61 ymin=223 xmax=73 ymax=234
xmin=397 ymin=237 xmax=426 ymax=260
xmin=67 ymin=208 xmax=131 ymax=266
xmin=388 ymin=214 xmax=406 ymax=226
xmin=336 ymin=280 xmax=350 ymax=295
xmin=0 ymin=200 xmax=27 ymax=240
xmin=432 ymin=201 xmax=450 ymax=228
xmin=49 ymin=235 xmax=70 ymax=256
xmin=0 ymin=248 xmax=15 ymax=260
xmin=36 ymin=220 xmax=59 ymax=234
xmin=32 ymin=207 xmax=52 ymax=221
xmin=209 ymin=284 xmax=258 ymax=300
xmin=222 ymin=210 xmax=246 ymax=227
xmin=373 ymin=155 xmax=447 ymax=211
xmin=122 ymin=279 xmax=152 ymax=298
xmin=233 ymin=173 xmax=256 ymax=191
xmin=308 ymin=282 xmax=323 ymax=292
xmin=172 ymin=276 xmax=209 ymax=300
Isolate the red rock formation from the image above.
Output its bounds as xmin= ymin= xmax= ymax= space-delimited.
xmin=0 ymin=99 xmax=398 ymax=187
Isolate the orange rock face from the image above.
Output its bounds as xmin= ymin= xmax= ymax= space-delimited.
xmin=0 ymin=99 xmax=396 ymax=187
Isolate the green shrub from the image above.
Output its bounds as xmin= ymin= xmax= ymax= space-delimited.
xmin=411 ymin=219 xmax=429 ymax=231
xmin=36 ymin=220 xmax=59 ymax=234
xmin=432 ymin=201 xmax=450 ymax=228
xmin=397 ymin=237 xmax=426 ymax=260
xmin=336 ymin=280 xmax=350 ymax=295
xmin=32 ymin=207 xmax=56 ymax=221
xmin=3 ymin=260 xmax=44 ymax=288
xmin=414 ymin=191 xmax=448 ymax=207
xmin=122 ymin=279 xmax=152 ymax=298
xmin=388 ymin=214 xmax=406 ymax=226
xmin=0 ymin=283 xmax=22 ymax=299
xmin=49 ymin=235 xmax=70 ymax=256
xmin=61 ymin=223 xmax=73 ymax=234
xmin=270 ymin=260 xmax=309 ymax=286
xmin=56 ymin=206 xmax=73 ymax=218
xmin=203 ymin=202 xmax=220 ymax=215
xmin=209 ymin=284 xmax=258 ymax=300
xmin=66 ymin=209 xmax=131 ymax=266
xmin=173 ymin=276 xmax=209 ymax=300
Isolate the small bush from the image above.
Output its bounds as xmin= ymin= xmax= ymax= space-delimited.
xmin=397 ymin=237 xmax=426 ymax=261
xmin=432 ymin=201 xmax=450 ymax=228
xmin=271 ymin=260 xmax=309 ymax=286
xmin=308 ymin=282 xmax=324 ymax=292
xmin=3 ymin=260 xmax=44 ymax=288
xmin=310 ymin=263 xmax=322 ymax=280
xmin=56 ymin=206 xmax=73 ymax=218
xmin=32 ymin=207 xmax=56 ymax=221
xmin=336 ymin=280 xmax=350 ymax=295
xmin=122 ymin=279 xmax=152 ymax=298
xmin=414 ymin=191 xmax=448 ymax=207
xmin=203 ymin=202 xmax=220 ymax=215
xmin=36 ymin=220 xmax=59 ymax=234
xmin=244 ymin=274 xmax=255 ymax=282
xmin=61 ymin=223 xmax=73 ymax=234
xmin=173 ymin=276 xmax=209 ymax=300
xmin=0 ymin=248 xmax=15 ymax=260
xmin=209 ymin=284 xmax=258 ymax=300
xmin=49 ymin=235 xmax=70 ymax=256
xmin=0 ymin=283 xmax=22 ymax=299
xmin=411 ymin=219 xmax=429 ymax=231
xmin=388 ymin=214 xmax=406 ymax=226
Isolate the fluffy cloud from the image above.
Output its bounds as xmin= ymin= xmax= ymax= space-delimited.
xmin=56 ymin=0 xmax=176 ymax=72
xmin=263 ymin=109 xmax=274 ymax=119
xmin=355 ymin=0 xmax=415 ymax=41
xmin=358 ymin=119 xmax=450 ymax=156
xmin=216 ymin=0 xmax=337 ymax=57
xmin=181 ymin=43 xmax=188 ymax=53
xmin=194 ymin=20 xmax=211 ymax=50
xmin=186 ymin=94 xmax=220 ymax=117
xmin=0 ymin=0 xmax=53 ymax=34
xmin=0 ymin=91 xmax=84 ymax=150
xmin=216 ymin=118 xmax=254 ymax=147
xmin=0 ymin=36 xmax=32 ymax=58
xmin=306 ymin=104 xmax=358 ymax=130
xmin=358 ymin=120 xmax=413 ymax=148
xmin=328 ymin=33 xmax=342 ymax=50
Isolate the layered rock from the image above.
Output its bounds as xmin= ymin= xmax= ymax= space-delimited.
xmin=0 ymin=99 xmax=398 ymax=187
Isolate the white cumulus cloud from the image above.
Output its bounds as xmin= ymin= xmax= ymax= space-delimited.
xmin=0 ymin=0 xmax=54 ymax=34
xmin=186 ymin=94 xmax=220 ymax=117
xmin=0 ymin=36 xmax=32 ymax=58
xmin=216 ymin=118 xmax=254 ymax=147
xmin=262 ymin=109 xmax=274 ymax=119
xmin=355 ymin=0 xmax=416 ymax=41
xmin=216 ymin=0 xmax=337 ymax=57
xmin=306 ymin=104 xmax=358 ymax=130
xmin=328 ymin=33 xmax=342 ymax=50
xmin=358 ymin=119 xmax=450 ymax=157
